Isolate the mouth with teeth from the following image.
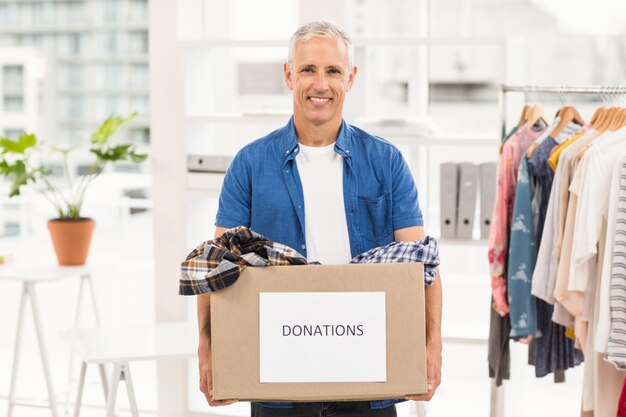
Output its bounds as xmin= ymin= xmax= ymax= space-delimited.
xmin=309 ymin=96 xmax=332 ymax=104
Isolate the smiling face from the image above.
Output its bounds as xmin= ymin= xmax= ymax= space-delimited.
xmin=284 ymin=36 xmax=357 ymax=132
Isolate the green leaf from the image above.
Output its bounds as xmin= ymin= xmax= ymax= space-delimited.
xmin=8 ymin=160 xmax=31 ymax=197
xmin=129 ymin=151 xmax=148 ymax=163
xmin=91 ymin=144 xmax=134 ymax=162
xmin=90 ymin=112 xmax=138 ymax=145
xmin=0 ymin=134 xmax=36 ymax=155
xmin=0 ymin=159 xmax=11 ymax=175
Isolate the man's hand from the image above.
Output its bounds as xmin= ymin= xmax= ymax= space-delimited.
xmin=405 ymin=338 xmax=442 ymax=402
xmin=198 ymin=335 xmax=237 ymax=407
xmin=394 ymin=226 xmax=443 ymax=402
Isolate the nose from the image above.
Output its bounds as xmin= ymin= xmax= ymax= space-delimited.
xmin=312 ymin=72 xmax=329 ymax=91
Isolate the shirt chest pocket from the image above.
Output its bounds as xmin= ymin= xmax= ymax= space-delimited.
xmin=357 ymin=193 xmax=392 ymax=241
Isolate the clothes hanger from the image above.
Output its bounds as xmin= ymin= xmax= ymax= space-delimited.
xmin=589 ymin=106 xmax=606 ymax=126
xmin=610 ymin=107 xmax=626 ymax=131
xmin=517 ymin=104 xmax=531 ymax=127
xmin=604 ymin=87 xmax=618 ymax=131
xmin=596 ymin=106 xmax=620 ymax=133
xmin=524 ymin=103 xmax=547 ymax=129
xmin=550 ymin=106 xmax=585 ymax=138
xmin=607 ymin=107 xmax=625 ymax=131
xmin=597 ymin=87 xmax=626 ymax=132
xmin=524 ymin=103 xmax=547 ymax=158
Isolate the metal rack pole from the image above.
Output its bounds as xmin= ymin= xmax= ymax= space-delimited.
xmin=498 ymin=84 xmax=626 ymax=139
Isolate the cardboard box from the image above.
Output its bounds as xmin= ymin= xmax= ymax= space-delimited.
xmin=210 ymin=262 xmax=427 ymax=402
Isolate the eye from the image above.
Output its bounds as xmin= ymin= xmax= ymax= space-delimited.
xmin=328 ymin=68 xmax=342 ymax=75
xmin=301 ymin=67 xmax=314 ymax=73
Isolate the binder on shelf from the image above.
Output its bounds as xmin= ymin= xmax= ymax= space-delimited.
xmin=456 ymin=163 xmax=479 ymax=239
xmin=439 ymin=162 xmax=459 ymax=239
xmin=479 ymin=162 xmax=497 ymax=239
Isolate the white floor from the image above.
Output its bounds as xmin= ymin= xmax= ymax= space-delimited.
xmin=0 ymin=212 xmax=584 ymax=417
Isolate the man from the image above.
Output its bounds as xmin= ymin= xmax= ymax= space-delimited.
xmin=196 ymin=20 xmax=442 ymax=416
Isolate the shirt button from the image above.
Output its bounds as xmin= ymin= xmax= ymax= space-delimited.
xmin=346 ymin=149 xmax=350 ymax=154
xmin=301 ymin=244 xmax=306 ymax=250
xmin=294 ymin=148 xmax=299 ymax=152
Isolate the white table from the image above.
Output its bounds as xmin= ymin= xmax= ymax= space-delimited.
xmin=60 ymin=322 xmax=197 ymax=417
xmin=1 ymin=264 xmax=99 ymax=417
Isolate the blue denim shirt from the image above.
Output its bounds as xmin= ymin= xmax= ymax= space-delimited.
xmin=215 ymin=117 xmax=423 ymax=409
xmin=507 ymin=156 xmax=538 ymax=338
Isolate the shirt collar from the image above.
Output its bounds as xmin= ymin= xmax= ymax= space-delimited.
xmin=280 ymin=117 xmax=352 ymax=161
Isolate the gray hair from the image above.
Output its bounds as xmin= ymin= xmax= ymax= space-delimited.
xmin=288 ymin=20 xmax=354 ymax=70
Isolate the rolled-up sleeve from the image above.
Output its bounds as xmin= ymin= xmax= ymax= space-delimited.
xmin=215 ymin=150 xmax=252 ymax=228
xmin=391 ymin=148 xmax=423 ymax=230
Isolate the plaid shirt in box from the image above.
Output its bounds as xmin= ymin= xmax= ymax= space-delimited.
xmin=179 ymin=226 xmax=439 ymax=295
xmin=350 ymin=236 xmax=439 ymax=285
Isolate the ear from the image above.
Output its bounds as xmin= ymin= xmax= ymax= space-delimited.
xmin=283 ymin=62 xmax=294 ymax=91
xmin=345 ymin=65 xmax=357 ymax=92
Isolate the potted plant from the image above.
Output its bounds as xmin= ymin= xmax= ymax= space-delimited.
xmin=0 ymin=112 xmax=148 ymax=265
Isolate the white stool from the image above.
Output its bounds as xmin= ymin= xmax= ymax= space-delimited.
xmin=1 ymin=264 xmax=98 ymax=417
xmin=60 ymin=322 xmax=197 ymax=417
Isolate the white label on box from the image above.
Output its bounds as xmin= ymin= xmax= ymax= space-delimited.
xmin=259 ymin=292 xmax=386 ymax=383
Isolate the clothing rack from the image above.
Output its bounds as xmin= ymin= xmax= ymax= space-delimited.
xmin=498 ymin=84 xmax=626 ymax=140
xmin=490 ymin=83 xmax=626 ymax=417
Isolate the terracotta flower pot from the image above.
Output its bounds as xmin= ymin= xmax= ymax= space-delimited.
xmin=47 ymin=218 xmax=96 ymax=265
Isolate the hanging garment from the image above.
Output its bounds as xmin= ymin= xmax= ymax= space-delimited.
xmin=548 ymin=131 xmax=585 ymax=172
xmin=604 ymin=153 xmax=626 ymax=368
xmin=488 ymin=125 xmax=545 ymax=387
xmin=618 ymin=379 xmax=626 ymax=417
xmin=489 ymin=126 xmax=545 ymax=316
xmin=561 ymin=129 xmax=626 ymax=415
xmin=569 ymin=128 xmax=626 ymax=354
xmin=570 ymin=128 xmax=626 ymax=297
xmin=507 ymin=156 xmax=538 ymax=338
xmin=554 ymin=130 xmax=600 ymax=258
xmin=550 ymin=131 xmax=599 ymax=322
xmin=532 ymin=131 xmax=596 ymax=303
xmin=526 ymin=129 xmax=584 ymax=378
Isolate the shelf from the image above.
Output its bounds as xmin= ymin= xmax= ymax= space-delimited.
xmin=186 ymin=112 xmax=291 ymax=124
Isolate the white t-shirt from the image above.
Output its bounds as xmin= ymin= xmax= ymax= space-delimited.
xmin=295 ymin=142 xmax=352 ymax=264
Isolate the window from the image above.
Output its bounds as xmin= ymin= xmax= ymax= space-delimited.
xmin=3 ymin=129 xmax=25 ymax=139
xmin=130 ymin=64 xmax=149 ymax=88
xmin=3 ymin=65 xmax=23 ymax=91
xmin=103 ymin=0 xmax=120 ymax=23
xmin=129 ymin=0 xmax=148 ymax=22
xmin=101 ymin=32 xmax=118 ymax=55
xmin=129 ymin=31 xmax=148 ymax=54
xmin=62 ymin=65 xmax=84 ymax=88
xmin=102 ymin=64 xmax=123 ymax=88
xmin=3 ymin=96 xmax=24 ymax=112
xmin=63 ymin=95 xmax=84 ymax=119
xmin=130 ymin=95 xmax=149 ymax=117
xmin=69 ymin=33 xmax=82 ymax=55
xmin=130 ymin=127 xmax=149 ymax=144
